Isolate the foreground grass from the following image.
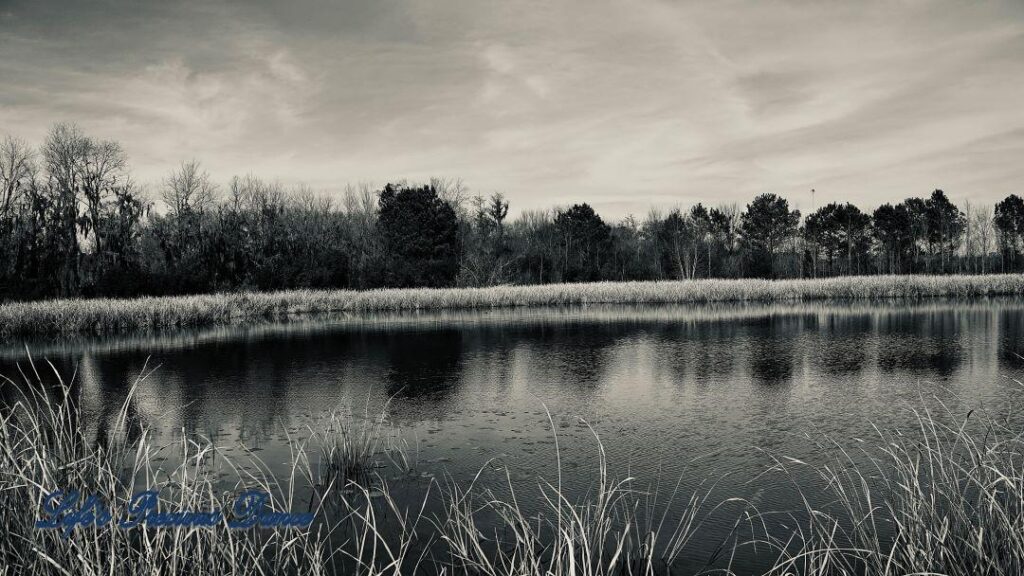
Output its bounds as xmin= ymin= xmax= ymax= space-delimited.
xmin=3 ymin=363 xmax=1024 ymax=574
xmin=0 ymin=367 xmax=332 ymax=575
xmin=0 ymin=363 xmax=712 ymax=575
xmin=3 ymin=274 xmax=1024 ymax=336
xmin=755 ymin=397 xmax=1024 ymax=576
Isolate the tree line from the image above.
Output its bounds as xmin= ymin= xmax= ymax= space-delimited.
xmin=1 ymin=124 xmax=1023 ymax=302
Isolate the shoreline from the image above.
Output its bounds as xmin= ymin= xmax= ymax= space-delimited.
xmin=3 ymin=296 xmax=1023 ymax=357
xmin=2 ymin=274 xmax=1023 ymax=336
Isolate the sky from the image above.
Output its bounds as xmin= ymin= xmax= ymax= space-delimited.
xmin=2 ymin=0 xmax=1024 ymax=219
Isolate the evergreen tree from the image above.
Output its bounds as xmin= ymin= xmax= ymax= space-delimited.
xmin=378 ymin=183 xmax=460 ymax=288
xmin=740 ymin=194 xmax=801 ymax=278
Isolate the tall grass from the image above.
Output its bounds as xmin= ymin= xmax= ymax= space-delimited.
xmin=4 ymin=361 xmax=1024 ymax=574
xmin=3 ymin=274 xmax=1024 ymax=336
xmin=435 ymin=416 xmax=726 ymax=575
xmin=749 ymin=394 xmax=1024 ymax=576
xmin=317 ymin=397 xmax=411 ymax=487
xmin=0 ymin=360 xmax=335 ymax=575
xmin=0 ymin=361 xmax=718 ymax=575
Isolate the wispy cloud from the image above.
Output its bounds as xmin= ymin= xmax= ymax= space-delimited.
xmin=1 ymin=0 xmax=1023 ymax=218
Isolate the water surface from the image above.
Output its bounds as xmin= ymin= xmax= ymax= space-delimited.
xmin=4 ymin=299 xmax=1024 ymax=571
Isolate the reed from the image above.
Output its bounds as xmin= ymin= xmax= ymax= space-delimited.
xmin=0 ymin=360 xmax=722 ymax=575
xmin=3 ymin=361 xmax=1024 ymax=574
xmin=0 ymin=360 xmax=337 ymax=575
xmin=316 ymin=398 xmax=410 ymax=487
xmin=3 ymin=274 xmax=1024 ymax=336
xmin=749 ymin=392 xmax=1024 ymax=576
xmin=434 ymin=416 xmax=726 ymax=575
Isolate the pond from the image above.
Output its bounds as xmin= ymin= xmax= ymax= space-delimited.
xmin=4 ymin=299 xmax=1024 ymax=572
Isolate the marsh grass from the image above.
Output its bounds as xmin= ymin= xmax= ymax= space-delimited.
xmin=3 ymin=360 xmax=1024 ymax=575
xmin=0 ymin=359 xmax=725 ymax=575
xmin=746 ymin=391 xmax=1024 ymax=576
xmin=0 ymin=359 xmax=335 ymax=575
xmin=3 ymin=274 xmax=1024 ymax=336
xmin=435 ymin=416 xmax=730 ymax=576
xmin=316 ymin=396 xmax=412 ymax=488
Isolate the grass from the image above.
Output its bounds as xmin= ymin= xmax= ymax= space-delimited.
xmin=435 ymin=415 xmax=726 ymax=576
xmin=317 ymin=398 xmax=412 ymax=487
xmin=0 ymin=361 xmax=333 ymax=575
xmin=3 ymin=274 xmax=1024 ymax=336
xmin=0 ymin=361 xmax=713 ymax=575
xmin=749 ymin=394 xmax=1024 ymax=576
xmin=3 ymin=361 xmax=1024 ymax=574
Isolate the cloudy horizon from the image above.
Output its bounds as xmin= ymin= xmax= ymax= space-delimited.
xmin=2 ymin=0 xmax=1024 ymax=219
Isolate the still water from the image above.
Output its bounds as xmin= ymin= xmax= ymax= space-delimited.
xmin=4 ymin=299 xmax=1024 ymax=571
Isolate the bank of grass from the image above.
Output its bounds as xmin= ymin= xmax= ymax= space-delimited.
xmin=3 ymin=362 xmax=1024 ymax=574
xmin=3 ymin=273 xmax=1024 ymax=336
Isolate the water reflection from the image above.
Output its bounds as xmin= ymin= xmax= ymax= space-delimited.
xmin=663 ymin=320 xmax=741 ymax=383
xmin=2 ymin=301 xmax=1021 ymax=426
xmin=385 ymin=330 xmax=464 ymax=406
xmin=999 ymin=308 xmax=1024 ymax=368
xmin=876 ymin=309 xmax=964 ymax=375
xmin=3 ymin=299 xmax=1024 ymax=573
xmin=812 ymin=312 xmax=872 ymax=375
xmin=79 ymin=354 xmax=150 ymax=448
xmin=523 ymin=324 xmax=622 ymax=392
xmin=747 ymin=315 xmax=803 ymax=385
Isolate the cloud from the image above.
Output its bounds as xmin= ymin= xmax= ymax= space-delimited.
xmin=1 ymin=0 xmax=1023 ymax=218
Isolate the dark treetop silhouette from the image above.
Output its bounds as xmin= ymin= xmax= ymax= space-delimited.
xmin=0 ymin=124 xmax=1019 ymax=302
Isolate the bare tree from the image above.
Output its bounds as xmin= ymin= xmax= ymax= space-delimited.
xmin=514 ymin=208 xmax=556 ymax=283
xmin=41 ymin=123 xmax=90 ymax=292
xmin=227 ymin=174 xmax=257 ymax=211
xmin=963 ymin=200 xmax=976 ymax=273
xmin=431 ymin=176 xmax=469 ymax=215
xmin=343 ymin=182 xmax=381 ymax=288
xmin=975 ymin=205 xmax=994 ymax=274
xmin=294 ymin=184 xmax=330 ymax=213
xmin=42 ymin=123 xmax=87 ymax=194
xmin=163 ymin=160 xmax=216 ymax=217
xmin=81 ymin=139 xmax=128 ymax=240
xmin=343 ymin=182 xmax=378 ymax=220
xmin=249 ymin=179 xmax=286 ymax=214
xmin=42 ymin=122 xmax=127 ymax=254
xmin=0 ymin=136 xmax=34 ymax=222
